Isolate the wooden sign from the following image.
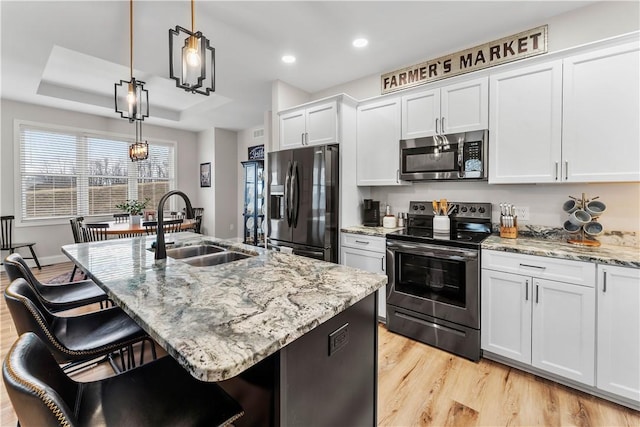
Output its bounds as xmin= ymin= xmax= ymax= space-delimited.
xmin=248 ymin=144 xmax=264 ymax=160
xmin=381 ymin=25 xmax=548 ymax=94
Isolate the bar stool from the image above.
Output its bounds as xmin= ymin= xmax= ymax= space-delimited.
xmin=4 ymin=278 xmax=154 ymax=373
xmin=3 ymin=332 xmax=244 ymax=427
xmin=3 ymin=253 xmax=110 ymax=312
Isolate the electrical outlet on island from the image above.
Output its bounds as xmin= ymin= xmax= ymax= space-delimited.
xmin=513 ymin=206 xmax=530 ymax=221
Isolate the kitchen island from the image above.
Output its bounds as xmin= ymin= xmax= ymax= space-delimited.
xmin=62 ymin=232 xmax=386 ymax=426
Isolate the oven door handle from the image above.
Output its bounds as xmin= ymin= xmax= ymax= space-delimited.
xmin=386 ymin=240 xmax=478 ymax=260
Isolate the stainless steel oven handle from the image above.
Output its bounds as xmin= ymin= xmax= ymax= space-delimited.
xmin=386 ymin=240 xmax=478 ymax=260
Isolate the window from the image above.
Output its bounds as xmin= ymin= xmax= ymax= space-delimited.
xmin=17 ymin=122 xmax=175 ymax=221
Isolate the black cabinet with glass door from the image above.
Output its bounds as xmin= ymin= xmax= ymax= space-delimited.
xmin=241 ymin=160 xmax=265 ymax=245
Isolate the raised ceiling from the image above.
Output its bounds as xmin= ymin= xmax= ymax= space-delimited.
xmin=1 ymin=1 xmax=594 ymax=132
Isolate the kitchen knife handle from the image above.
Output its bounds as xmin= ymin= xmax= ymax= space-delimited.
xmin=525 ymin=280 xmax=529 ymax=301
xmin=555 ymin=162 xmax=558 ymax=181
xmin=435 ymin=117 xmax=439 ymax=134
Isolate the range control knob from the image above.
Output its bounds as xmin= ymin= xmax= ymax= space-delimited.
xmin=413 ymin=205 xmax=419 ymax=211
xmin=478 ymin=207 xmax=486 ymax=214
xmin=470 ymin=207 xmax=477 ymax=213
xmin=419 ymin=205 xmax=426 ymax=210
xmin=460 ymin=206 xmax=468 ymax=212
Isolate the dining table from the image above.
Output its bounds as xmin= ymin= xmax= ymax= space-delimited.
xmin=98 ymin=218 xmax=197 ymax=236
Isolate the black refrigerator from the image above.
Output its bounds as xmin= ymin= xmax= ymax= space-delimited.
xmin=267 ymin=144 xmax=339 ymax=263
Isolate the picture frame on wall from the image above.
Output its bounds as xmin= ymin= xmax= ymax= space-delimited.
xmin=200 ymin=162 xmax=211 ymax=187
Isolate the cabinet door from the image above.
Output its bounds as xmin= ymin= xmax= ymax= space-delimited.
xmin=401 ymin=89 xmax=439 ymax=139
xmin=280 ymin=109 xmax=306 ymax=150
xmin=489 ymin=60 xmax=563 ymax=183
xmin=562 ymin=41 xmax=640 ymax=182
xmin=440 ymin=77 xmax=488 ymax=134
xmin=357 ymin=98 xmax=404 ymax=186
xmin=597 ymin=265 xmax=640 ymax=402
xmin=306 ymin=101 xmax=338 ymax=146
xmin=532 ymin=278 xmax=595 ymax=386
xmin=340 ymin=244 xmax=386 ymax=320
xmin=481 ymin=269 xmax=531 ymax=363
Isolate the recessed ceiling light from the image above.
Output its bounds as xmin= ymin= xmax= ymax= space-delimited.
xmin=353 ymin=38 xmax=368 ymax=48
xmin=282 ymin=55 xmax=296 ymax=64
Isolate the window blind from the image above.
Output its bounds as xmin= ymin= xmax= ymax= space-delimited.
xmin=18 ymin=123 xmax=175 ymax=220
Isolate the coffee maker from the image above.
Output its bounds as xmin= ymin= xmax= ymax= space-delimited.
xmin=363 ymin=199 xmax=381 ymax=227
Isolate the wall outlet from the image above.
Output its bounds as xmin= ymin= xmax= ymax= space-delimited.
xmin=513 ymin=206 xmax=530 ymax=221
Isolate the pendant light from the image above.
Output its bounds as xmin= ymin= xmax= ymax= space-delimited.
xmin=129 ymin=120 xmax=149 ymax=162
xmin=169 ymin=0 xmax=216 ymax=95
xmin=115 ymin=0 xmax=149 ymax=122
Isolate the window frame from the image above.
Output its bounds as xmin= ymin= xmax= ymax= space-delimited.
xmin=13 ymin=119 xmax=178 ymax=227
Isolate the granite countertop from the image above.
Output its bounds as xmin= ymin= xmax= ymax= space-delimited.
xmin=341 ymin=225 xmax=404 ymax=238
xmin=482 ymin=235 xmax=640 ymax=269
xmin=62 ymin=233 xmax=387 ymax=382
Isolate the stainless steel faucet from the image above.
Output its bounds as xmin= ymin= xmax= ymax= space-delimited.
xmin=155 ymin=190 xmax=194 ymax=260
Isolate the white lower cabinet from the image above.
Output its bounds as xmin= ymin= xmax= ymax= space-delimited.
xmin=596 ymin=265 xmax=640 ymax=403
xmin=481 ymin=250 xmax=596 ymax=386
xmin=340 ymin=233 xmax=387 ymax=321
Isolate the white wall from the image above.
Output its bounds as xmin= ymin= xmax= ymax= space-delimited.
xmin=196 ymin=128 xmax=215 ymax=235
xmin=213 ymin=128 xmax=238 ymax=239
xmin=0 ymin=99 xmax=198 ymax=265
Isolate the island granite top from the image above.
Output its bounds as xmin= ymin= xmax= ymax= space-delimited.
xmin=62 ymin=233 xmax=387 ymax=382
xmin=482 ymin=235 xmax=640 ymax=269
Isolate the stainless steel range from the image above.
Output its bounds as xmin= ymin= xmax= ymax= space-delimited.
xmin=385 ymin=201 xmax=492 ymax=361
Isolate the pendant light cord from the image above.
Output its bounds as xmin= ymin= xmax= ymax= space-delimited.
xmin=130 ymin=0 xmax=133 ymax=80
xmin=191 ymin=0 xmax=195 ymax=32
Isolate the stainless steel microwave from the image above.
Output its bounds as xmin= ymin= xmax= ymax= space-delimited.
xmin=399 ymin=130 xmax=488 ymax=181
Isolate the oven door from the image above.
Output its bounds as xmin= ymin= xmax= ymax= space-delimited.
xmin=386 ymin=239 xmax=479 ymax=328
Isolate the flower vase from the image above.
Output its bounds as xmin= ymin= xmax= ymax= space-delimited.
xmin=130 ymin=215 xmax=142 ymax=226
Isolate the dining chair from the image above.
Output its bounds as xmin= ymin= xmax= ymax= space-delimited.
xmin=144 ymin=219 xmax=183 ymax=235
xmin=68 ymin=216 xmax=85 ymax=278
xmin=113 ymin=213 xmax=130 ymax=223
xmin=4 ymin=278 xmax=155 ymax=374
xmin=3 ymin=253 xmax=110 ymax=313
xmin=83 ymin=223 xmax=110 ymax=242
xmin=0 ymin=215 xmax=41 ymax=270
xmin=3 ymin=332 xmax=244 ymax=427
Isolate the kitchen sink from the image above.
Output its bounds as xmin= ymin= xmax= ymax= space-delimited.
xmin=165 ymin=244 xmax=226 ymax=259
xmin=181 ymin=251 xmax=253 ymax=267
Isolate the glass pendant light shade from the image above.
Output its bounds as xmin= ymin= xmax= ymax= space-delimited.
xmin=129 ymin=121 xmax=149 ymax=162
xmin=115 ymin=77 xmax=149 ymax=122
xmin=169 ymin=25 xmax=215 ymax=95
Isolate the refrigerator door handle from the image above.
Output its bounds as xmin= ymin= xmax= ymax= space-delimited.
xmin=291 ymin=161 xmax=299 ymax=227
xmin=284 ymin=161 xmax=292 ymax=226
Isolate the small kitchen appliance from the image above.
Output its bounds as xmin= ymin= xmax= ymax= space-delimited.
xmin=363 ymin=199 xmax=381 ymax=227
xmin=399 ymin=130 xmax=488 ymax=181
xmin=385 ymin=200 xmax=492 ymax=361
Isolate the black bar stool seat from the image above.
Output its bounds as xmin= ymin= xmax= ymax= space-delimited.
xmin=3 ymin=333 xmax=244 ymax=427
xmin=3 ymin=253 xmax=109 ymax=312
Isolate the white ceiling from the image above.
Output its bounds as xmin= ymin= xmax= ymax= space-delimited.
xmin=1 ymin=1 xmax=594 ymax=133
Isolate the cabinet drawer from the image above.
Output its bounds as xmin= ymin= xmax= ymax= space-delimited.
xmin=341 ymin=233 xmax=386 ymax=253
xmin=482 ymin=250 xmax=595 ymax=287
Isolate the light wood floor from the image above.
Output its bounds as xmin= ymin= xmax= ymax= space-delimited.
xmin=1 ymin=262 xmax=638 ymax=426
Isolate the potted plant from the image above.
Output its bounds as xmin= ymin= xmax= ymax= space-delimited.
xmin=115 ymin=198 xmax=150 ymax=225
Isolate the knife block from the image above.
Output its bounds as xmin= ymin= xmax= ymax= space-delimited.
xmin=500 ymin=218 xmax=518 ymax=239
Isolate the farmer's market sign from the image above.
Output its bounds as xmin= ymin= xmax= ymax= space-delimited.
xmin=381 ymin=25 xmax=548 ymax=94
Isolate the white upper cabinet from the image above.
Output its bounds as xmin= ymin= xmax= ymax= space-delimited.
xmin=489 ymin=60 xmax=563 ymax=183
xmin=357 ymin=97 xmax=406 ymax=186
xmin=279 ymin=100 xmax=338 ymax=150
xmin=562 ymin=41 xmax=640 ymax=182
xmin=401 ymin=77 xmax=488 ymax=139
xmin=596 ymin=265 xmax=640 ymax=403
xmin=490 ymin=39 xmax=640 ymax=184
